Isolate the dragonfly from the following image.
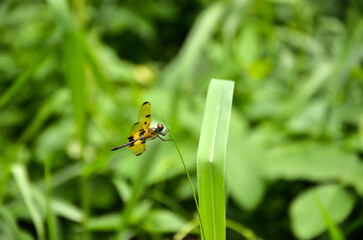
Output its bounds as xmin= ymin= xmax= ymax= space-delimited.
xmin=111 ymin=102 xmax=172 ymax=156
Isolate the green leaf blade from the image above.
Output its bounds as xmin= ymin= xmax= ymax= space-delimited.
xmin=197 ymin=79 xmax=234 ymax=240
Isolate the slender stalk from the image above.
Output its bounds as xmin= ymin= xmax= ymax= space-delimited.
xmin=45 ymin=154 xmax=56 ymax=240
xmin=226 ymin=219 xmax=261 ymax=240
xmin=0 ymin=162 xmax=11 ymax=206
xmin=160 ymin=114 xmax=206 ymax=240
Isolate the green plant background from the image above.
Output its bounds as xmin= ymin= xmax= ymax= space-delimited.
xmin=0 ymin=0 xmax=362 ymax=239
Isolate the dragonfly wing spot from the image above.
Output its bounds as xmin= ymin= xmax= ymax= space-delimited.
xmin=139 ymin=130 xmax=145 ymax=137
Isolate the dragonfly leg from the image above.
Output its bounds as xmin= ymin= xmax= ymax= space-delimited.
xmin=159 ymin=129 xmax=169 ymax=136
xmin=157 ymin=135 xmax=173 ymax=142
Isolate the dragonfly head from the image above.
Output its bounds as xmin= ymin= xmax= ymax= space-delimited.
xmin=156 ymin=124 xmax=164 ymax=133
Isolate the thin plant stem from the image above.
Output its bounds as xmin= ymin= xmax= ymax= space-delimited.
xmin=160 ymin=114 xmax=206 ymax=240
xmin=45 ymin=154 xmax=56 ymax=240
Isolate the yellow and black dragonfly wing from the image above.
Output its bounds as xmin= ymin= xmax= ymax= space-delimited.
xmin=110 ymin=102 xmax=153 ymax=155
xmin=139 ymin=102 xmax=151 ymax=130
xmin=127 ymin=122 xmax=147 ymax=156
xmin=110 ymin=122 xmax=146 ymax=153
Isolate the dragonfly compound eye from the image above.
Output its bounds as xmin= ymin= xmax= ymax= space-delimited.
xmin=157 ymin=124 xmax=164 ymax=132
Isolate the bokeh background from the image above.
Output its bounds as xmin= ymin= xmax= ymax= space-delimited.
xmin=1 ymin=0 xmax=363 ymax=239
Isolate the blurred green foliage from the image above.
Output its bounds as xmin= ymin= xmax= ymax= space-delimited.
xmin=0 ymin=0 xmax=363 ymax=239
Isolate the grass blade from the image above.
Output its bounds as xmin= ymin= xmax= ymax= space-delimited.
xmin=12 ymin=163 xmax=45 ymax=240
xmin=197 ymin=79 xmax=234 ymax=240
xmin=313 ymin=192 xmax=346 ymax=240
xmin=0 ymin=206 xmax=31 ymax=239
xmin=0 ymin=50 xmax=52 ymax=109
xmin=47 ymin=1 xmax=88 ymax=238
xmin=161 ymin=2 xmax=225 ymax=89
xmin=226 ymin=219 xmax=261 ymax=240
